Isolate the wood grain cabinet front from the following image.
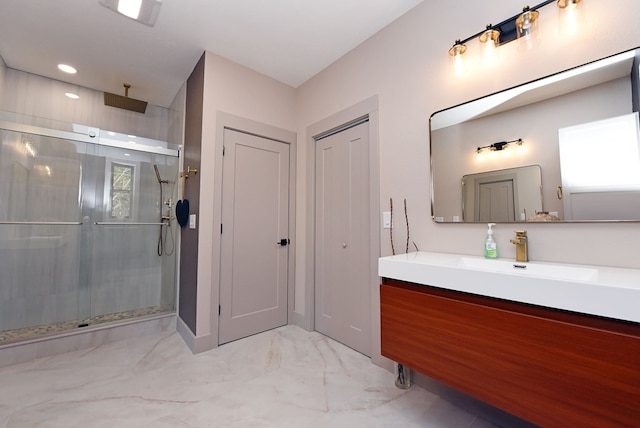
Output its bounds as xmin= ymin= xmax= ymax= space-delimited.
xmin=380 ymin=278 xmax=640 ymax=427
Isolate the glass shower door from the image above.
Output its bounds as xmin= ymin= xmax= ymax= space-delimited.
xmin=0 ymin=128 xmax=89 ymax=334
xmin=87 ymin=144 xmax=178 ymax=320
xmin=0 ymin=122 xmax=179 ymax=343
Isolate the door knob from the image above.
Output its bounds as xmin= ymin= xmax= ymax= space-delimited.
xmin=342 ymin=242 xmax=347 ymax=248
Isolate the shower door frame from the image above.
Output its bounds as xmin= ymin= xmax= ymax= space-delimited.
xmin=0 ymin=119 xmax=180 ymax=337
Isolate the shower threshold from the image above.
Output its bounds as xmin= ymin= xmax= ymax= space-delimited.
xmin=0 ymin=306 xmax=174 ymax=346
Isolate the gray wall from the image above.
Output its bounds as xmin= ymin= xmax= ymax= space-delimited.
xmin=178 ymin=53 xmax=205 ymax=335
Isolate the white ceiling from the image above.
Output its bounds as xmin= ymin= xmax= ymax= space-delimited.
xmin=0 ymin=0 xmax=423 ymax=107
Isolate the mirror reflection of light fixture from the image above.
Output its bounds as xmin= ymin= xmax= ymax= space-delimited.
xmin=448 ymin=0 xmax=583 ymax=64
xmin=22 ymin=139 xmax=37 ymax=157
xmin=476 ymin=138 xmax=523 ymax=154
xmin=98 ymin=0 xmax=162 ymax=27
xmin=34 ymin=165 xmax=52 ymax=177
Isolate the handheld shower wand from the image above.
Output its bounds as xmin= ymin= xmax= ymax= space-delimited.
xmin=154 ymin=164 xmax=169 ymax=184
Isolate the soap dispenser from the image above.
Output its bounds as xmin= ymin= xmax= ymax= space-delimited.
xmin=484 ymin=223 xmax=498 ymax=259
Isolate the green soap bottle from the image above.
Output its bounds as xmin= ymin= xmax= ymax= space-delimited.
xmin=484 ymin=223 xmax=498 ymax=259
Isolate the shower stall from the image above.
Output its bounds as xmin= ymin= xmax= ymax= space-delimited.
xmin=0 ymin=117 xmax=179 ymax=344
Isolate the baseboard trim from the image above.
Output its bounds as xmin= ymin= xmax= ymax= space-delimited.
xmin=176 ymin=315 xmax=215 ymax=354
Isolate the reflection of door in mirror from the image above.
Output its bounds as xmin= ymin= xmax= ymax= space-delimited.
xmin=477 ymin=177 xmax=515 ymax=222
xmin=462 ymin=165 xmax=542 ymax=223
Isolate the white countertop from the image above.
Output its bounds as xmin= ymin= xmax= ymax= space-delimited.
xmin=379 ymin=252 xmax=640 ymax=324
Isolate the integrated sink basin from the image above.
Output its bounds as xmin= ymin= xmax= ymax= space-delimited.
xmin=378 ymin=251 xmax=640 ymax=323
xmin=454 ymin=257 xmax=599 ymax=282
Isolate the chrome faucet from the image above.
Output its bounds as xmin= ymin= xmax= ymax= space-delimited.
xmin=510 ymin=230 xmax=528 ymax=262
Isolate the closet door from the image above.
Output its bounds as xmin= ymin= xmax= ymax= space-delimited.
xmin=314 ymin=121 xmax=371 ymax=356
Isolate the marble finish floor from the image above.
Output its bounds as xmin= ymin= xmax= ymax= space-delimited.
xmin=0 ymin=325 xmax=500 ymax=427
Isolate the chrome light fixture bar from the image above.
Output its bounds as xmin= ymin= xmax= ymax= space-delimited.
xmin=448 ymin=0 xmax=581 ymax=60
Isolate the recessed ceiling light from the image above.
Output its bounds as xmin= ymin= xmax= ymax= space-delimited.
xmin=58 ymin=64 xmax=77 ymax=74
xmin=118 ymin=0 xmax=142 ymax=19
xmin=65 ymin=92 xmax=80 ymax=99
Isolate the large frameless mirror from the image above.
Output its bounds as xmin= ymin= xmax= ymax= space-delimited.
xmin=430 ymin=47 xmax=640 ymax=223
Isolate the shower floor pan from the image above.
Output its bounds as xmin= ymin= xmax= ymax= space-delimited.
xmin=0 ymin=306 xmax=173 ymax=345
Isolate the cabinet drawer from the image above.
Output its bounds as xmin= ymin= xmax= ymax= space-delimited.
xmin=381 ymin=279 xmax=640 ymax=427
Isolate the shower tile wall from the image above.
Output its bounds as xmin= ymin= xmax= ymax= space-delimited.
xmin=0 ymin=64 xmax=182 ymax=147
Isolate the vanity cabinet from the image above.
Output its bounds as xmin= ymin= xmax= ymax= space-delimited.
xmin=380 ymin=278 xmax=640 ymax=427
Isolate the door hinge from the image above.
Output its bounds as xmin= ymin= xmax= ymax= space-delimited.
xmin=223 ymin=146 xmax=225 ymax=156
xmin=220 ymin=224 xmax=223 ymax=234
xmin=219 ymin=305 xmax=221 ymax=315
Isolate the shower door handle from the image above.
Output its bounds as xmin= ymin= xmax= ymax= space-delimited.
xmin=95 ymin=222 xmax=168 ymax=226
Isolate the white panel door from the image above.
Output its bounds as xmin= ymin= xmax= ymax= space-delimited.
xmin=315 ymin=121 xmax=371 ymax=356
xmin=218 ymin=128 xmax=290 ymax=344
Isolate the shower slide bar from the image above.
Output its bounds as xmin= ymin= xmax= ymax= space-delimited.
xmin=0 ymin=221 xmax=83 ymax=225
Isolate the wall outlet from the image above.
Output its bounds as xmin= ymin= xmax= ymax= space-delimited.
xmin=383 ymin=211 xmax=392 ymax=229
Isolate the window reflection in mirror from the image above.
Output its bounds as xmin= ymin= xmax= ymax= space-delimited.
xmin=430 ymin=47 xmax=640 ymax=223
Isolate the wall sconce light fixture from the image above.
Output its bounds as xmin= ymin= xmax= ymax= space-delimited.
xmin=449 ymin=0 xmax=583 ymax=62
xmin=476 ymin=138 xmax=523 ymax=154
